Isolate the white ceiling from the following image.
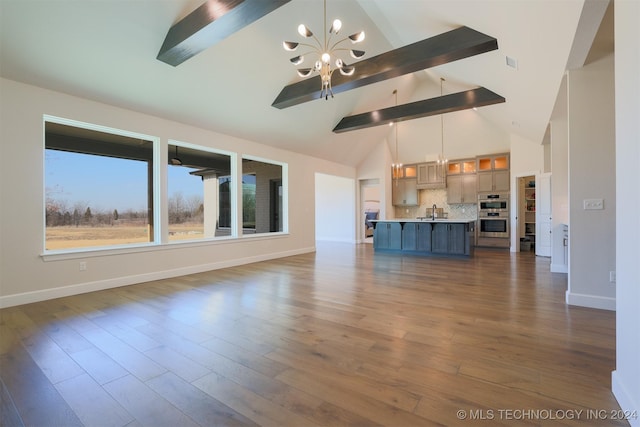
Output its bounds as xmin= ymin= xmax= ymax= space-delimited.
xmin=0 ymin=0 xmax=609 ymax=167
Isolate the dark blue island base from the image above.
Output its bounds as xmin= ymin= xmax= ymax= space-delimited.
xmin=372 ymin=219 xmax=475 ymax=257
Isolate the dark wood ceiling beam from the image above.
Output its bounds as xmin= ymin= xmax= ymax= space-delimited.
xmin=272 ymin=26 xmax=498 ymax=109
xmin=332 ymin=87 xmax=505 ymax=133
xmin=157 ymin=0 xmax=291 ymax=66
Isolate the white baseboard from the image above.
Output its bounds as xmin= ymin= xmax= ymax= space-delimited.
xmin=565 ymin=290 xmax=616 ymax=311
xmin=315 ymin=237 xmax=357 ymax=243
xmin=612 ymin=370 xmax=640 ymax=427
xmin=550 ymin=263 xmax=568 ymax=273
xmin=0 ymin=246 xmax=316 ymax=308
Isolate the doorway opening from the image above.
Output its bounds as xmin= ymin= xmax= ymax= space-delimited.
xmin=360 ymin=179 xmax=381 ymax=243
xmin=518 ymin=175 xmax=536 ymax=253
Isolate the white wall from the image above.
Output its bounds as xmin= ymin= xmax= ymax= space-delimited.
xmin=550 ymin=76 xmax=570 ymax=273
xmin=390 ymin=78 xmax=511 ymax=165
xmin=0 ymin=78 xmax=354 ymax=307
xmin=566 ymin=53 xmax=616 ymax=311
xmin=612 ymin=1 xmax=640 ymax=424
xmin=314 ymin=173 xmax=356 ymax=243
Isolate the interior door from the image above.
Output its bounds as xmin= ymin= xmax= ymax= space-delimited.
xmin=536 ymin=173 xmax=552 ymax=256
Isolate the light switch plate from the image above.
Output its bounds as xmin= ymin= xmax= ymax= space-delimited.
xmin=583 ymin=199 xmax=604 ymax=210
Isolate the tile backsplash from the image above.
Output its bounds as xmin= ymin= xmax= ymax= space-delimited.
xmin=394 ymin=189 xmax=478 ymax=220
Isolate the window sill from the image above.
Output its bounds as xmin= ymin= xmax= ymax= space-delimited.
xmin=41 ymin=232 xmax=290 ymax=262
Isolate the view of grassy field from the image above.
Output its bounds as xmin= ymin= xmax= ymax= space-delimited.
xmin=45 ymin=223 xmax=204 ymax=250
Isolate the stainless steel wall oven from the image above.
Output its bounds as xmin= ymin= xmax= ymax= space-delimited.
xmin=478 ymin=193 xmax=509 ymax=212
xmin=478 ymin=193 xmax=509 ymax=238
xmin=478 ymin=211 xmax=509 ymax=238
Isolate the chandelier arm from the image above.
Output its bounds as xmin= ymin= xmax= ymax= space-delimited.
xmin=330 ymin=47 xmax=362 ymax=61
xmin=329 ymin=37 xmax=352 ymax=51
xmin=326 ymin=32 xmax=336 ymax=51
xmin=293 ymin=49 xmax=322 ymax=60
xmin=307 ymin=33 xmax=323 ymax=50
xmin=330 ymin=47 xmax=352 ymax=53
xmin=295 ymin=42 xmax=320 ymax=51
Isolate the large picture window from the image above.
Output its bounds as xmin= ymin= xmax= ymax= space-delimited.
xmin=167 ymin=143 xmax=233 ymax=241
xmin=45 ymin=120 xmax=156 ymax=251
xmin=242 ymin=157 xmax=285 ymax=235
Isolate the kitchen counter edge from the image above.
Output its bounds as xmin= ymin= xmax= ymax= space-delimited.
xmin=371 ymin=219 xmax=476 ymax=224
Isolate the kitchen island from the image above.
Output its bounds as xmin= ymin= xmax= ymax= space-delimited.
xmin=371 ymin=219 xmax=475 ymax=257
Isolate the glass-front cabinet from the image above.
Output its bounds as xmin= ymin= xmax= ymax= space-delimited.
xmin=392 ymin=164 xmax=418 ymax=206
xmin=392 ymin=164 xmax=417 ymax=179
xmin=476 ymin=153 xmax=510 ymax=192
xmin=477 ymin=153 xmax=509 ymax=172
xmin=448 ymin=159 xmax=477 ymax=175
xmin=446 ymin=158 xmax=477 ymax=204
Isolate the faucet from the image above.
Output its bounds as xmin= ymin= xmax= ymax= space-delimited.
xmin=432 ymin=204 xmax=437 ymax=220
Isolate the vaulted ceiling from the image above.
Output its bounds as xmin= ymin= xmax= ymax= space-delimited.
xmin=0 ymin=0 xmax=609 ymax=167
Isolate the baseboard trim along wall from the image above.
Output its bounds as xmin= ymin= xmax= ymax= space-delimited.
xmin=550 ymin=263 xmax=568 ymax=273
xmin=565 ymin=290 xmax=616 ymax=311
xmin=612 ymin=371 xmax=640 ymax=427
xmin=315 ymin=237 xmax=357 ymax=244
xmin=0 ymin=246 xmax=316 ymax=308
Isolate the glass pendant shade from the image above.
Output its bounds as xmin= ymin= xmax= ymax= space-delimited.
xmin=297 ymin=68 xmax=313 ymax=77
xmin=283 ymin=41 xmax=299 ymax=51
xmin=298 ymin=24 xmax=313 ymax=37
xmin=348 ymin=31 xmax=365 ymax=43
xmin=329 ymin=19 xmax=342 ymax=34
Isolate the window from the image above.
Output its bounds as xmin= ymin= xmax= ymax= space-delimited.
xmin=167 ymin=143 xmax=233 ymax=241
xmin=242 ymin=157 xmax=285 ymax=234
xmin=44 ymin=117 xmax=286 ymax=253
xmin=44 ymin=119 xmax=156 ymax=251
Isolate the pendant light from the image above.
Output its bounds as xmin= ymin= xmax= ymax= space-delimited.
xmin=391 ymin=89 xmax=402 ymax=185
xmin=436 ymin=77 xmax=448 ymax=180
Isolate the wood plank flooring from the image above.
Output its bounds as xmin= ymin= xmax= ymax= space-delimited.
xmin=0 ymin=243 xmax=626 ymax=426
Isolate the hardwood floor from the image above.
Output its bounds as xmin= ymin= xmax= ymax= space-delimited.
xmin=0 ymin=243 xmax=626 ymax=426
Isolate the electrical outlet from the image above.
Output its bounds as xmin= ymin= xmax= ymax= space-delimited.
xmin=610 ymin=271 xmax=616 ymax=283
xmin=79 ymin=262 xmax=87 ymax=271
xmin=583 ymin=199 xmax=604 ymax=210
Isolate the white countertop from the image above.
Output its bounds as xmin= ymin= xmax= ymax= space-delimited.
xmin=371 ymin=218 xmax=476 ymax=224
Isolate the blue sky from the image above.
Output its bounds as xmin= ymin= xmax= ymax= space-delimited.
xmin=45 ymin=150 xmax=202 ymax=212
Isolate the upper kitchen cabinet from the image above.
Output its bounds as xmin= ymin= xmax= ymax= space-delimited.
xmin=477 ymin=153 xmax=509 ymax=172
xmin=417 ymin=162 xmax=446 ymax=189
xmin=392 ymin=164 xmax=417 ymax=179
xmin=447 ymin=159 xmax=477 ymax=175
xmin=447 ymin=158 xmax=477 ymax=203
xmin=392 ymin=164 xmax=418 ymax=206
xmin=476 ymin=153 xmax=510 ymax=192
xmin=447 ymin=174 xmax=478 ymax=204
xmin=392 ymin=177 xmax=418 ymax=206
